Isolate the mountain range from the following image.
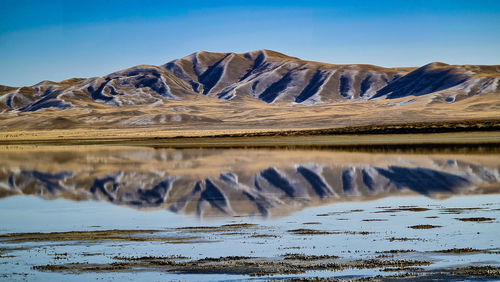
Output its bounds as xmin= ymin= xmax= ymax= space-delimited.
xmin=0 ymin=50 xmax=499 ymax=134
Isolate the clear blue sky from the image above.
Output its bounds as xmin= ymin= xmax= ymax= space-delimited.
xmin=1 ymin=0 xmax=499 ymax=86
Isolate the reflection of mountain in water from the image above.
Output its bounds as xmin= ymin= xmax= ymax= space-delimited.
xmin=1 ymin=147 xmax=499 ymax=218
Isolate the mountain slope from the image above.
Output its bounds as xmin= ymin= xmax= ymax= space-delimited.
xmin=163 ymin=50 xmax=408 ymax=103
xmin=0 ymin=50 xmax=498 ymax=133
xmin=1 ymin=50 xmax=498 ymax=114
xmin=371 ymin=62 xmax=499 ymax=102
xmin=0 ymin=65 xmax=195 ymax=113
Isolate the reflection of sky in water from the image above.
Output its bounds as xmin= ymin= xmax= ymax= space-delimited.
xmin=0 ymin=194 xmax=499 ymax=281
xmin=0 ymin=195 xmax=195 ymax=233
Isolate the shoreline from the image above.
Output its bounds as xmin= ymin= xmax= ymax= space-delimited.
xmin=0 ymin=119 xmax=499 ymax=147
xmin=0 ymin=131 xmax=499 ymax=149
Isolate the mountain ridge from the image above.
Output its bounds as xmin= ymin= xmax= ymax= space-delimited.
xmin=0 ymin=50 xmax=498 ymax=134
xmin=1 ymin=49 xmax=499 ymax=113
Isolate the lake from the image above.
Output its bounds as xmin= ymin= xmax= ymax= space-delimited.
xmin=0 ymin=145 xmax=499 ymax=280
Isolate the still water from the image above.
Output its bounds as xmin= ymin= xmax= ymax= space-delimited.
xmin=0 ymin=145 xmax=499 ymax=281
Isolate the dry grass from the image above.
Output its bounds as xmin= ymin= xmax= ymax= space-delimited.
xmin=0 ymin=90 xmax=499 ymax=142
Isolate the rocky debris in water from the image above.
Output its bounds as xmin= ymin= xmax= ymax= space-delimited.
xmin=455 ymin=217 xmax=495 ymax=222
xmin=287 ymin=229 xmax=332 ymax=235
xmin=376 ymin=250 xmax=415 ymax=254
xmin=388 ymin=237 xmax=427 ymax=242
xmin=175 ymin=223 xmax=259 ymax=233
xmin=434 ymin=248 xmax=487 ymax=254
xmin=408 ymin=224 xmax=442 ymax=229
xmin=376 ymin=207 xmax=431 ymax=213
xmin=282 ymin=253 xmax=340 ymax=260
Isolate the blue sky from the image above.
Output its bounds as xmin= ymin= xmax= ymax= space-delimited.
xmin=1 ymin=0 xmax=499 ymax=86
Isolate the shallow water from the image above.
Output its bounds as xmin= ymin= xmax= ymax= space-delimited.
xmin=0 ymin=145 xmax=499 ymax=280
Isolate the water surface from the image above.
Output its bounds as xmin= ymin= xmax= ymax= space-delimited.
xmin=0 ymin=145 xmax=499 ymax=280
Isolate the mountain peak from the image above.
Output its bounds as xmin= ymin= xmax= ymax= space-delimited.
xmin=179 ymin=49 xmax=299 ymax=62
xmin=423 ymin=62 xmax=450 ymax=68
xmin=245 ymin=49 xmax=300 ymax=60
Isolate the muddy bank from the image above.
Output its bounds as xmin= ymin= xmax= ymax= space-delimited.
xmin=33 ymin=255 xmax=432 ymax=276
xmin=0 ymin=229 xmax=203 ymax=244
xmin=31 ymin=254 xmax=500 ymax=280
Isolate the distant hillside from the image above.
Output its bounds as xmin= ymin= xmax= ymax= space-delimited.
xmin=1 ymin=49 xmax=499 ymax=113
xmin=0 ymin=50 xmax=498 ymax=134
